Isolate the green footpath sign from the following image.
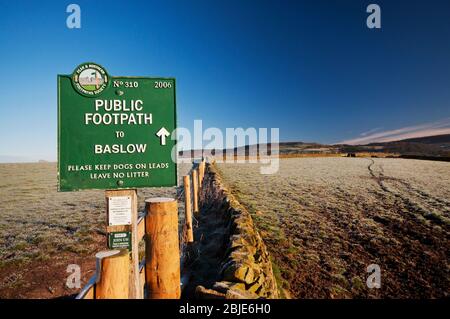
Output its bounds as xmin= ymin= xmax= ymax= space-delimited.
xmin=58 ymin=62 xmax=177 ymax=191
xmin=108 ymin=231 xmax=132 ymax=250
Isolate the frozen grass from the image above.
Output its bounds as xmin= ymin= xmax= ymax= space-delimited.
xmin=217 ymin=157 xmax=450 ymax=298
xmin=0 ymin=162 xmax=191 ymax=296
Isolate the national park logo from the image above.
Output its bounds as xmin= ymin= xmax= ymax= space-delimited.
xmin=72 ymin=62 xmax=109 ymax=96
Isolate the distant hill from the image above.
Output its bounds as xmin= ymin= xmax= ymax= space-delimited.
xmin=180 ymin=134 xmax=450 ymax=158
xmin=358 ymin=134 xmax=450 ymax=156
xmin=396 ymin=134 xmax=450 ymax=145
xmin=0 ymin=156 xmax=55 ymax=164
xmin=0 ymin=155 xmax=35 ymax=163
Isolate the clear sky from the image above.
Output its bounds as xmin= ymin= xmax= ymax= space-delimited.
xmin=1 ymin=0 xmax=450 ymax=161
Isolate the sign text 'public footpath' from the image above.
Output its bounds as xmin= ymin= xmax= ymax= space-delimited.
xmin=58 ymin=62 xmax=177 ymax=191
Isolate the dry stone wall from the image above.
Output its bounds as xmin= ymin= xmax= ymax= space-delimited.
xmin=195 ymin=163 xmax=279 ymax=299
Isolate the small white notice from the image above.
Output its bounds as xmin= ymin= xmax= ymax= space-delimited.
xmin=108 ymin=196 xmax=132 ymax=226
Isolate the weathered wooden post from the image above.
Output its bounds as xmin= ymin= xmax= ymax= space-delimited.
xmin=95 ymin=250 xmax=130 ymax=299
xmin=105 ymin=189 xmax=141 ymax=299
xmin=145 ymin=198 xmax=180 ymax=299
xmin=183 ymin=175 xmax=194 ymax=243
xmin=203 ymin=159 xmax=206 ymax=180
xmin=192 ymin=169 xmax=199 ymax=214
xmin=199 ymin=160 xmax=205 ymax=187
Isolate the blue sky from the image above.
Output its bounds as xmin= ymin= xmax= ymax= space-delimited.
xmin=1 ymin=0 xmax=450 ymax=161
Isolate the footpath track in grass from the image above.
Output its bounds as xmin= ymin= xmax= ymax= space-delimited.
xmin=217 ymin=157 xmax=450 ymax=298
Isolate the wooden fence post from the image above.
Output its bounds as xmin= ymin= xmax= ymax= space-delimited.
xmin=145 ymin=197 xmax=180 ymax=299
xmin=95 ymin=250 xmax=130 ymax=299
xmin=192 ymin=169 xmax=199 ymax=214
xmin=198 ymin=162 xmax=202 ymax=187
xmin=199 ymin=160 xmax=205 ymax=188
xmin=183 ymin=175 xmax=194 ymax=243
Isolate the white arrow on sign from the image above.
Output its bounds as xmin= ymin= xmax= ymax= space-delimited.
xmin=156 ymin=127 xmax=170 ymax=146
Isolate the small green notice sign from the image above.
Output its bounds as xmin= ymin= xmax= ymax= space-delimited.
xmin=58 ymin=62 xmax=177 ymax=191
xmin=108 ymin=231 xmax=132 ymax=250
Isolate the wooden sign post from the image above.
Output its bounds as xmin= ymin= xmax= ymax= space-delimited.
xmin=58 ymin=62 xmax=179 ymax=299
xmin=105 ymin=189 xmax=141 ymax=299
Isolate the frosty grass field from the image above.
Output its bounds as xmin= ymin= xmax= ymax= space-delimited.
xmin=0 ymin=157 xmax=449 ymax=298
xmin=217 ymin=157 xmax=450 ymax=298
xmin=0 ymin=162 xmax=190 ymax=298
